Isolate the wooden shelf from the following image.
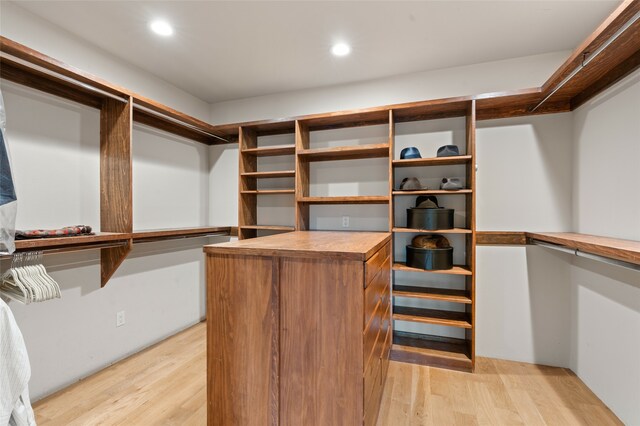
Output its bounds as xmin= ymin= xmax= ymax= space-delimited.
xmin=14 ymin=232 xmax=131 ymax=251
xmin=241 ymin=189 xmax=295 ymax=195
xmin=131 ymin=227 xmax=231 ymax=242
xmin=393 ymin=306 xmax=472 ymax=329
xmin=393 ymin=227 xmax=472 ymax=234
xmin=393 ymin=189 xmax=472 ymax=196
xmin=393 ymin=155 xmax=472 ymax=167
xmin=391 ymin=331 xmax=472 ymax=371
xmin=239 ymin=225 xmax=295 ymax=232
xmin=527 ymin=232 xmax=640 ymax=265
xmin=240 ymin=170 xmax=295 ymax=179
xmin=298 ymin=196 xmax=390 ymax=205
xmin=393 ymin=285 xmax=472 ymax=304
xmin=241 ymin=145 xmax=296 ymax=157
xmin=393 ymin=262 xmax=472 ymax=276
xmin=297 ymin=143 xmax=389 ymax=161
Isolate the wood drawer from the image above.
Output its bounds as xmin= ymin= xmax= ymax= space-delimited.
xmin=364 ymin=264 xmax=390 ymax=327
xmin=365 ymin=242 xmax=390 ymax=287
xmin=364 ymin=301 xmax=391 ymax=426
xmin=363 ymin=298 xmax=382 ymax=367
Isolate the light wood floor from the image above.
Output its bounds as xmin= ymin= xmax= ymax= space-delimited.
xmin=34 ymin=322 xmax=621 ymax=426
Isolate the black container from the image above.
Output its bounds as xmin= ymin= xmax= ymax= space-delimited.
xmin=406 ymin=245 xmax=453 ymax=270
xmin=407 ymin=208 xmax=454 ymax=230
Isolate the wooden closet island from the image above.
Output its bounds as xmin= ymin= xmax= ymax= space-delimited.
xmin=204 ymin=231 xmax=392 ymax=426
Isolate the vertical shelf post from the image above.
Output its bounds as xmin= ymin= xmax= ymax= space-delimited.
xmin=238 ymin=126 xmax=258 ymax=240
xmin=295 ymin=120 xmax=309 ymax=230
xmin=100 ymin=97 xmax=133 ymax=286
xmin=465 ymin=100 xmax=477 ymax=370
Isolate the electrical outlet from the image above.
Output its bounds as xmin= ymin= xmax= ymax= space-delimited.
xmin=342 ymin=216 xmax=350 ymax=228
xmin=116 ymin=311 xmax=125 ymax=327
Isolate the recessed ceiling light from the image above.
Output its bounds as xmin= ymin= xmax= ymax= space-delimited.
xmin=150 ymin=20 xmax=173 ymax=37
xmin=331 ymin=43 xmax=351 ymax=57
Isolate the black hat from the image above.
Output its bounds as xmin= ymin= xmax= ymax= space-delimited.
xmin=415 ymin=195 xmax=439 ymax=208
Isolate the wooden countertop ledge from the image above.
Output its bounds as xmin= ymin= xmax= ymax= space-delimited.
xmin=204 ymin=231 xmax=391 ymax=261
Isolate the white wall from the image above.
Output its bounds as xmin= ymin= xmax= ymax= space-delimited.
xmin=569 ymin=69 xmax=640 ymax=425
xmin=210 ymin=50 xmax=569 ymax=124
xmin=0 ymin=3 xmax=228 ymax=401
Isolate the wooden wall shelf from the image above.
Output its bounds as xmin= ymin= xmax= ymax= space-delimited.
xmin=393 ymin=156 xmax=472 ymax=167
xmin=131 ymin=227 xmax=231 ymax=242
xmin=393 ymin=306 xmax=472 ymax=329
xmin=241 ymin=145 xmax=296 ymax=157
xmin=297 ymin=143 xmax=389 ymax=161
xmin=393 ymin=285 xmax=472 ymax=304
xmin=527 ymin=232 xmax=640 ymax=265
xmin=393 ymin=227 xmax=472 ymax=234
xmin=298 ymin=196 xmax=390 ymax=205
xmin=392 ymin=262 xmax=473 ymax=276
xmin=14 ymin=232 xmax=131 ymax=251
xmin=241 ymin=189 xmax=295 ymax=195
xmin=240 ymin=170 xmax=295 ymax=179
xmin=391 ymin=331 xmax=472 ymax=371
xmin=238 ymin=225 xmax=295 ymax=232
xmin=392 ymin=189 xmax=472 ymax=196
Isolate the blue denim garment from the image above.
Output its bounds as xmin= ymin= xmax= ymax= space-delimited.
xmin=0 ymin=129 xmax=17 ymax=206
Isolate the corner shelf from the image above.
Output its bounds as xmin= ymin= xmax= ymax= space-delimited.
xmin=392 ymin=262 xmax=472 ymax=276
xmin=297 ymin=143 xmax=389 ymax=161
xmin=393 ymin=285 xmax=472 ymax=304
xmin=298 ymin=196 xmax=390 ymax=205
xmin=393 ymin=306 xmax=472 ymax=328
xmin=393 ymin=155 xmax=472 ymax=167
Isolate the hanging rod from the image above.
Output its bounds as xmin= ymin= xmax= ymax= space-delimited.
xmin=0 ymin=52 xmax=130 ymax=103
xmin=133 ymin=103 xmax=229 ymax=144
xmin=531 ymin=8 xmax=640 ymax=112
xmin=531 ymin=240 xmax=640 ymax=272
xmin=0 ymin=241 xmax=129 ymax=260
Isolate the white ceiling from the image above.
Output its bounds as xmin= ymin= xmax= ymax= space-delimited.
xmin=13 ymin=1 xmax=619 ymax=103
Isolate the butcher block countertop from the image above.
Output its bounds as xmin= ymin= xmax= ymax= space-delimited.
xmin=204 ymin=231 xmax=391 ymax=261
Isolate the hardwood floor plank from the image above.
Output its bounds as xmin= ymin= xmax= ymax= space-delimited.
xmin=33 ymin=322 xmax=622 ymax=426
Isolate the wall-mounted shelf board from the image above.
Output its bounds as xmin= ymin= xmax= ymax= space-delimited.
xmin=241 ymin=189 xmax=295 ymax=195
xmin=297 ymin=143 xmax=389 ymax=161
xmin=14 ymin=232 xmax=130 ymax=251
xmin=393 ymin=285 xmax=472 ymax=304
xmin=392 ymin=262 xmax=472 ymax=276
xmin=239 ymin=225 xmax=295 ymax=232
xmin=476 ymin=231 xmax=527 ymax=245
xmin=131 ymin=227 xmax=231 ymax=243
xmin=392 ymin=190 xmax=472 ymax=196
xmin=393 ymin=227 xmax=472 ymax=234
xmin=393 ymin=306 xmax=472 ymax=328
xmin=240 ymin=170 xmax=296 ymax=179
xmin=527 ymin=232 xmax=640 ymax=265
xmin=393 ymin=156 xmax=473 ymax=168
xmin=241 ymin=145 xmax=296 ymax=157
xmin=298 ymin=196 xmax=390 ymax=205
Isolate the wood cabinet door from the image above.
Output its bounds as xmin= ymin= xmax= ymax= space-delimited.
xmin=207 ymin=254 xmax=279 ymax=426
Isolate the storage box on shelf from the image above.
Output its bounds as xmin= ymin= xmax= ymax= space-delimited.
xmin=238 ymin=126 xmax=297 ymax=240
xmin=389 ymin=101 xmax=477 ymax=371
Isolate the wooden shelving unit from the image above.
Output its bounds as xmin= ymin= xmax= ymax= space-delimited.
xmin=389 ymin=100 xmax=477 ymax=371
xmin=238 ymin=127 xmax=296 ymax=240
xmin=0 ymin=36 xmax=234 ymax=286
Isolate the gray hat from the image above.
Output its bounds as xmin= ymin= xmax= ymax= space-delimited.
xmin=440 ymin=177 xmax=463 ymax=191
xmin=437 ymin=145 xmax=460 ymax=157
xmin=399 ymin=177 xmax=428 ymax=191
